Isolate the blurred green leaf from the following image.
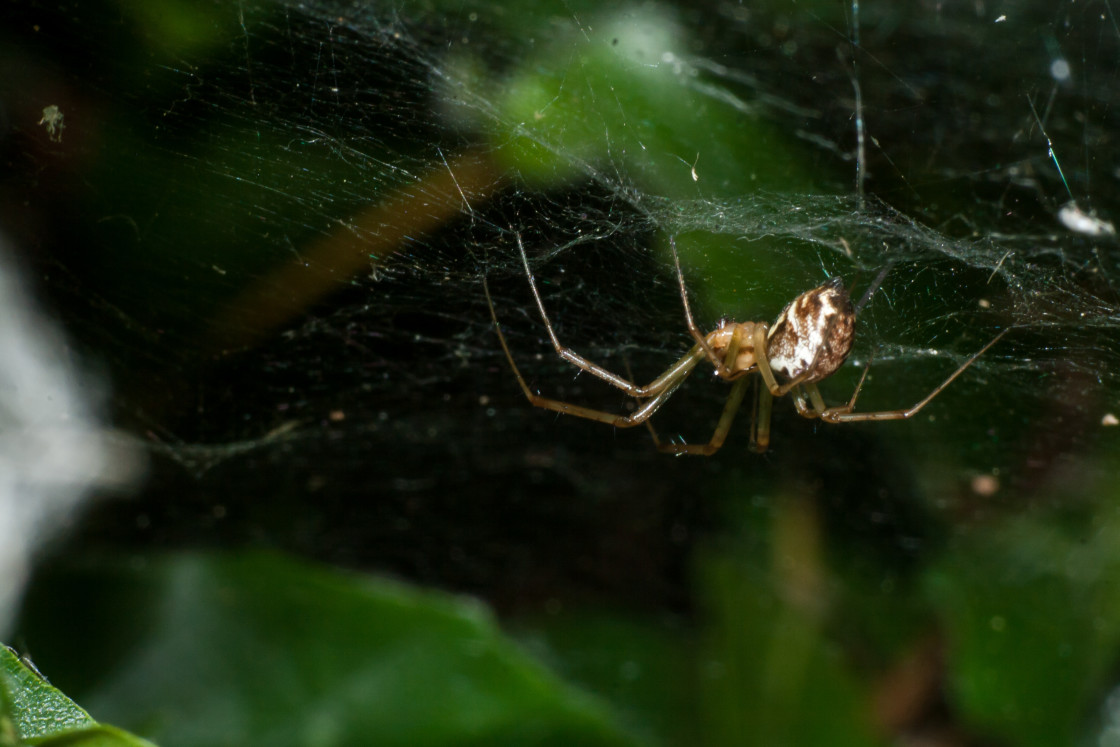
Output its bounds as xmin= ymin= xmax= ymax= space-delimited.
xmin=929 ymin=504 xmax=1120 ymax=746
xmin=697 ymin=552 xmax=880 ymax=747
xmin=513 ymin=612 xmax=697 ymax=746
xmin=491 ymin=5 xmax=818 ymax=194
xmin=110 ymin=0 xmax=229 ymax=55
xmin=694 ymin=485 xmax=887 ymax=747
xmin=19 ymin=552 xmax=639 ymax=747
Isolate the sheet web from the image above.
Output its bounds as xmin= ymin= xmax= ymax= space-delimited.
xmin=10 ymin=5 xmax=1120 ymax=738
xmin=28 ymin=0 xmax=1119 ymax=491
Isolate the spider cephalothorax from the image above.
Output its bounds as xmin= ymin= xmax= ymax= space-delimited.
xmin=484 ymin=234 xmax=1007 ymax=455
xmin=767 ymin=277 xmax=855 ymax=383
xmin=706 ymin=320 xmax=762 ymax=374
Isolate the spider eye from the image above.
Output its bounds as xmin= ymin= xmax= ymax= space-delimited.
xmin=766 ymin=280 xmax=856 ymax=382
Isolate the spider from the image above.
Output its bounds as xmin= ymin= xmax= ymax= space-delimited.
xmin=483 ymin=234 xmax=1009 ymax=455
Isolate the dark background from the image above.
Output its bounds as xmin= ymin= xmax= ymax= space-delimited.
xmin=3 ymin=1 xmax=1120 ymax=745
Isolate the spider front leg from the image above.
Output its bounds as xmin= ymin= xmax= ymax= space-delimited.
xmin=750 ymin=324 xmax=813 ymax=399
xmin=669 ymin=236 xmax=748 ymax=381
xmin=512 ymin=233 xmax=670 ymax=398
xmin=484 ymin=276 xmax=707 ymax=429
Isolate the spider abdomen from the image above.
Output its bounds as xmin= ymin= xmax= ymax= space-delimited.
xmin=766 ymin=277 xmax=855 ymax=383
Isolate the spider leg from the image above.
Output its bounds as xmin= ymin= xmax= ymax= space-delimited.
xmin=749 ymin=376 xmax=775 ymax=453
xmin=796 ymin=384 xmax=827 ymax=417
xmin=654 ymin=375 xmax=752 ymax=456
xmin=484 ymin=277 xmax=705 ymax=427
xmin=752 ymin=325 xmax=812 ymax=398
xmin=644 ymin=326 xmax=756 ymax=453
xmin=669 ymin=236 xmax=743 ymax=380
xmin=624 ymin=357 xmax=674 ymax=450
xmin=842 ymin=352 xmax=875 ymax=412
xmin=513 ymin=233 xmax=670 ymax=397
xmin=827 ymin=357 xmax=873 ymax=415
xmin=793 ymin=330 xmax=875 ymax=419
xmin=818 ymin=328 xmax=1010 ymax=423
xmin=515 ymin=373 xmax=688 ymax=429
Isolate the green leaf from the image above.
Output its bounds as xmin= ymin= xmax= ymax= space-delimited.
xmin=0 ymin=646 xmax=93 ymax=740
xmin=26 ymin=725 xmax=156 ymax=747
xmin=19 ymin=552 xmax=638 ymax=747
xmin=491 ymin=5 xmax=817 ymax=194
xmin=696 ymin=553 xmax=881 ymax=747
xmin=0 ymin=647 xmax=153 ymax=747
xmin=929 ymin=508 xmax=1120 ymax=747
xmin=511 ymin=611 xmax=697 ymax=745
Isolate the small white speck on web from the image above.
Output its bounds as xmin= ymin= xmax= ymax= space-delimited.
xmin=994 ymin=14 xmax=1007 ymax=22
xmin=38 ymin=105 xmax=65 ymax=142
xmin=1058 ymin=202 xmax=1116 ymax=236
xmin=1050 ymin=58 xmax=1072 ymax=82
xmin=1102 ymin=413 xmax=1119 ymax=426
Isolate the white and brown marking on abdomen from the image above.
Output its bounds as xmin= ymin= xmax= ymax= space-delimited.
xmin=766 ymin=277 xmax=856 ymax=382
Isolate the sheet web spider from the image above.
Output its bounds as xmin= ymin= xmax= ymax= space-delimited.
xmin=483 ymin=235 xmax=1009 ymax=455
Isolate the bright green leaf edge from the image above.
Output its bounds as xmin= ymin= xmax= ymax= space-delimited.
xmin=0 ymin=646 xmax=154 ymax=747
